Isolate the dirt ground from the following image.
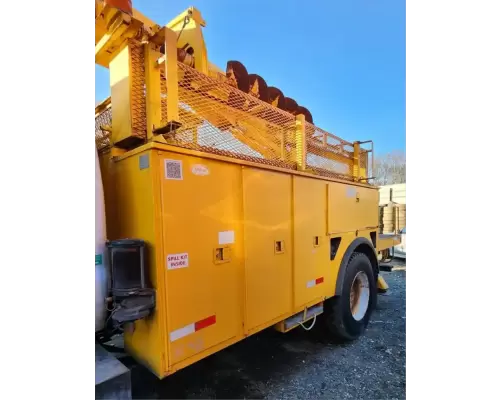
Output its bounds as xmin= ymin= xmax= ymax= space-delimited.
xmin=124 ymin=260 xmax=406 ymax=399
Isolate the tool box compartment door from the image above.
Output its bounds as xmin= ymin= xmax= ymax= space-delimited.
xmin=293 ymin=177 xmax=330 ymax=309
xmin=159 ymin=153 xmax=243 ymax=366
xmin=327 ymin=183 xmax=378 ymax=234
xmin=242 ymin=168 xmax=292 ymax=333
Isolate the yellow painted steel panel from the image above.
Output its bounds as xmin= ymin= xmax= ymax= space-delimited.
xmin=111 ymin=152 xmax=167 ymax=376
xmin=357 ymin=187 xmax=379 ymax=228
xmin=109 ymin=45 xmax=133 ymax=144
xmin=293 ymin=177 xmax=330 ymax=309
xmin=158 ymin=153 xmax=243 ymax=366
xmin=100 ymin=144 xmax=381 ymax=379
xmin=242 ymin=168 xmax=293 ymax=333
xmin=98 ymin=151 xmax=118 ymax=240
xmin=327 ymin=183 xmax=378 ymax=234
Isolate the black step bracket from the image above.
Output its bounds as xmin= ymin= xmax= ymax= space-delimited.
xmin=153 ymin=120 xmax=182 ymax=136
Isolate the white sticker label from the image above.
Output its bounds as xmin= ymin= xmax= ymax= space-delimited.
xmin=165 ymin=159 xmax=183 ymax=180
xmin=167 ymin=253 xmax=189 ymax=270
xmin=218 ymin=231 xmax=235 ymax=245
xmin=346 ymin=187 xmax=356 ymax=198
xmin=191 ymin=164 xmax=210 ymax=176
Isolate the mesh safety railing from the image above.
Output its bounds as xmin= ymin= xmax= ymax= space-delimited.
xmin=360 ymin=150 xmax=370 ymax=179
xmin=304 ymin=122 xmax=355 ymax=180
xmin=160 ymin=62 xmax=298 ymax=169
xmin=95 ymin=59 xmax=366 ymax=182
xmin=95 ymin=98 xmax=112 ymax=152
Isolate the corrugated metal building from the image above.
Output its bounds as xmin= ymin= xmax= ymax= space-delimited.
xmin=379 ymin=183 xmax=406 ymax=205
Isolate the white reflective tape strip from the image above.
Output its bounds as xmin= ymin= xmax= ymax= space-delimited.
xmin=170 ymin=323 xmax=195 ymax=342
xmin=306 ymin=279 xmax=316 ymax=288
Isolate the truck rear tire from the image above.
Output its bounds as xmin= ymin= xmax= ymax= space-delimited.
xmin=324 ymin=252 xmax=377 ymax=340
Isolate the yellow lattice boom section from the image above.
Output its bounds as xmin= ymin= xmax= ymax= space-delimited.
xmin=95 ymin=60 xmax=370 ymax=182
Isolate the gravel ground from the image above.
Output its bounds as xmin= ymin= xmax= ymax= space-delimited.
xmin=126 ymin=260 xmax=406 ymax=399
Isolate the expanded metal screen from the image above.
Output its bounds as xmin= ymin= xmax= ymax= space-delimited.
xmin=95 ymin=57 xmax=366 ymax=182
xmin=159 ymin=62 xmax=298 ymax=169
xmin=305 ymin=122 xmax=355 ymax=180
xmin=129 ymin=40 xmax=147 ymax=140
xmin=95 ymin=100 xmax=112 ymax=151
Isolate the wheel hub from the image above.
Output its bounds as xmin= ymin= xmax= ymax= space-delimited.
xmin=350 ymin=271 xmax=370 ymax=321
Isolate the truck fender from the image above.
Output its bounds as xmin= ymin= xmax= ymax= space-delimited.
xmin=334 ymin=237 xmax=378 ymax=296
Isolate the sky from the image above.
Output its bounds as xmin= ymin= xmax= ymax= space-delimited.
xmin=95 ymin=0 xmax=406 ymax=154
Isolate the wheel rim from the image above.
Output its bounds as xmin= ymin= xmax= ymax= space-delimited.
xmin=350 ymin=271 xmax=370 ymax=321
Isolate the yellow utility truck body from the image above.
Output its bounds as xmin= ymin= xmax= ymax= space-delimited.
xmin=95 ymin=1 xmax=399 ymax=379
xmin=101 ymin=143 xmax=381 ymax=377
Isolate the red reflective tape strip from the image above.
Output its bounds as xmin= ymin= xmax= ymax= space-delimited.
xmin=194 ymin=315 xmax=216 ymax=331
xmin=315 ymin=277 xmax=324 ymax=285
